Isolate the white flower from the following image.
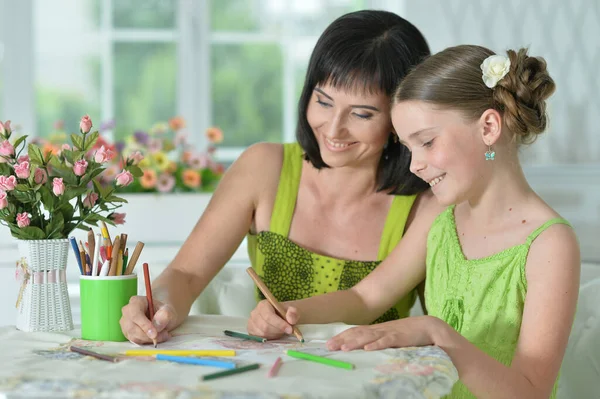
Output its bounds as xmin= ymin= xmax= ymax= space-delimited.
xmin=480 ymin=55 xmax=511 ymax=88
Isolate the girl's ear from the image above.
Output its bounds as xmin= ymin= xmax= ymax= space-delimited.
xmin=479 ymin=108 xmax=502 ymax=146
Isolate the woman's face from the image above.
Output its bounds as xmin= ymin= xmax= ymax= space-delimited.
xmin=306 ymin=83 xmax=393 ymax=169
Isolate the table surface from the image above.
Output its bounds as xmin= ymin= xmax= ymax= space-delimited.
xmin=0 ymin=315 xmax=458 ymax=399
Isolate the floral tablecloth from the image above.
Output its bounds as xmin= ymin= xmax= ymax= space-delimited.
xmin=0 ymin=315 xmax=458 ymax=398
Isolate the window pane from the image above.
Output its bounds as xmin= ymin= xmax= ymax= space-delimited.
xmin=113 ymin=0 xmax=176 ymax=29
xmin=211 ymin=44 xmax=283 ymax=146
xmin=210 ymin=0 xmax=366 ymax=34
xmin=34 ymin=0 xmax=101 ymax=138
xmin=113 ymin=43 xmax=176 ymax=141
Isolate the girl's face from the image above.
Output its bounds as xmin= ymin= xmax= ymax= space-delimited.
xmin=306 ymin=83 xmax=393 ymax=169
xmin=392 ymin=101 xmax=489 ymax=206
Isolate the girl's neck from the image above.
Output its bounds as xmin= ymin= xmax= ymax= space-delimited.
xmin=461 ymin=157 xmax=535 ymax=225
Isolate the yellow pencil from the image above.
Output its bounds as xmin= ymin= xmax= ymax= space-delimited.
xmin=116 ymin=250 xmax=123 ymax=276
xmin=124 ymin=349 xmax=236 ymax=357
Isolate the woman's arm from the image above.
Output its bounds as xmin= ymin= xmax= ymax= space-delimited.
xmin=121 ymin=143 xmax=282 ymax=343
xmin=328 ymin=223 xmax=580 ymax=399
xmin=247 ymin=190 xmax=443 ymax=336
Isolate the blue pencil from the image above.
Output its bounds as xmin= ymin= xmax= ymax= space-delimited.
xmin=155 ymin=354 xmax=236 ymax=369
xmin=69 ymin=236 xmax=83 ymax=275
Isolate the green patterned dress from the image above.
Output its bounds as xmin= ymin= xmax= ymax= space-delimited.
xmin=248 ymin=143 xmax=418 ymax=322
xmin=425 ymin=205 xmax=571 ymax=398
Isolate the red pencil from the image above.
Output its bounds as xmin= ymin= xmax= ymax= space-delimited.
xmin=267 ymin=356 xmax=282 ymax=378
xmin=143 ymin=262 xmax=157 ymax=348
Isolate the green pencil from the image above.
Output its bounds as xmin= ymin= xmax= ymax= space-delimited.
xmin=223 ymin=330 xmax=266 ymax=343
xmin=201 ymin=363 xmax=261 ymax=381
xmin=286 ymin=349 xmax=355 ymax=370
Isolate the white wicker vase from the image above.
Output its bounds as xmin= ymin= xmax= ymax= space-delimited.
xmin=15 ymin=239 xmax=74 ymax=332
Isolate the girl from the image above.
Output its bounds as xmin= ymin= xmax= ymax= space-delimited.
xmin=248 ymin=45 xmax=580 ymax=399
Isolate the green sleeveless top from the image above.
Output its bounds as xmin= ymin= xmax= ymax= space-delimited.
xmin=248 ymin=142 xmax=418 ymax=322
xmin=426 ymin=205 xmax=571 ymax=398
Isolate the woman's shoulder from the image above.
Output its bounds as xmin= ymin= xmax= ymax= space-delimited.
xmin=403 ymin=189 xmax=448 ymax=235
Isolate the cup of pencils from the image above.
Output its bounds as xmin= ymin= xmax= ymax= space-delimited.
xmin=76 ymin=222 xmax=145 ymax=341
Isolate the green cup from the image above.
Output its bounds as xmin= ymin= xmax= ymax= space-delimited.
xmin=80 ymin=274 xmax=138 ymax=341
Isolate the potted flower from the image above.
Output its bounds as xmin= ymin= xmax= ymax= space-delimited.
xmin=0 ymin=116 xmax=142 ymax=332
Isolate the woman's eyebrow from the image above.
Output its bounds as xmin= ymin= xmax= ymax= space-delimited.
xmin=314 ymin=88 xmax=380 ymax=112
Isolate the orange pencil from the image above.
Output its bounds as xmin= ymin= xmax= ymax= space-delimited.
xmin=246 ymin=268 xmax=304 ymax=342
xmin=143 ymin=263 xmax=157 ymax=348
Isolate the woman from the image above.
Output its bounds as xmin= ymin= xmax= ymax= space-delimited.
xmin=120 ymin=9 xmax=437 ymax=344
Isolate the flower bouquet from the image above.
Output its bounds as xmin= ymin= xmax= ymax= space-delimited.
xmin=0 ymin=115 xmax=142 ymax=332
xmin=98 ymin=117 xmax=225 ymax=193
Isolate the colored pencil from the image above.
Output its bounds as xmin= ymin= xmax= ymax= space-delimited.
xmin=124 ymin=241 xmax=144 ymax=275
xmin=125 ymin=349 xmax=236 ymax=357
xmin=108 ymin=235 xmax=120 ymax=276
xmin=224 ymin=329 xmax=266 ymax=343
xmin=116 ymin=250 xmax=123 ymax=276
xmin=143 ymin=262 xmax=157 ymax=348
xmin=70 ymin=346 xmax=118 ymax=362
xmin=285 ymin=349 xmax=354 ymax=370
xmin=267 ymin=357 xmax=282 ymax=378
xmin=202 ymin=363 xmax=260 ymax=381
xmin=123 ymin=248 xmax=129 ymax=275
xmin=91 ymin=233 xmax=101 ymax=276
xmin=246 ymin=267 xmax=304 ymax=342
xmin=156 ymin=354 xmax=236 ymax=369
xmin=69 ymin=236 xmax=83 ymax=275
xmin=87 ymin=228 xmax=95 ymax=271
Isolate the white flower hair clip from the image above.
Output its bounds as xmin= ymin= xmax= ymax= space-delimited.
xmin=480 ymin=54 xmax=511 ymax=88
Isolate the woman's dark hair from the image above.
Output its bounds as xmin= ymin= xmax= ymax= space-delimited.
xmin=296 ymin=10 xmax=430 ymax=195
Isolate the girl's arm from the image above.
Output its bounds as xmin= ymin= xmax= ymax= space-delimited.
xmin=247 ymin=190 xmax=444 ymax=336
xmin=328 ymin=223 xmax=580 ymax=399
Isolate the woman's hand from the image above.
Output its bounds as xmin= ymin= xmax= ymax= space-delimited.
xmin=247 ymin=299 xmax=300 ymax=340
xmin=326 ymin=315 xmax=443 ymax=351
xmin=120 ymin=296 xmax=179 ymax=344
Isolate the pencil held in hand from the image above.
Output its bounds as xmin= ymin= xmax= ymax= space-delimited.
xmin=246 ymin=267 xmax=304 ymax=342
xmin=143 ymin=262 xmax=157 ymax=348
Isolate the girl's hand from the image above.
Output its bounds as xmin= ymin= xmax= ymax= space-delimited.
xmin=120 ymin=296 xmax=178 ymax=344
xmin=247 ymin=299 xmax=300 ymax=340
xmin=326 ymin=316 xmax=444 ymax=351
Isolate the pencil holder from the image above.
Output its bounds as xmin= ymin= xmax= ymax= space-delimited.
xmin=15 ymin=239 xmax=74 ymax=332
xmin=80 ymin=274 xmax=137 ymax=341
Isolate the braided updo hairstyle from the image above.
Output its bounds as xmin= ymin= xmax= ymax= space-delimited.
xmin=393 ymin=45 xmax=556 ymax=145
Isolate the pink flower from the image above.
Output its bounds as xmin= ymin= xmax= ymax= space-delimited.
xmin=14 ymin=161 xmax=30 ymax=179
xmin=205 ymin=127 xmax=223 ymax=144
xmin=188 ymin=153 xmax=209 ymax=169
xmin=110 ymin=212 xmax=126 ymax=225
xmin=0 ymin=175 xmax=17 ymax=191
xmin=115 ymin=170 xmax=134 ymax=187
xmin=147 ymin=138 xmax=163 ymax=153
xmin=156 ymin=173 xmax=175 ymax=193
xmin=0 ymin=191 xmax=7 ymax=209
xmin=0 ymin=120 xmax=11 ymax=137
xmin=94 ymin=145 xmax=115 ymax=164
xmin=17 ymin=155 xmax=29 ymax=163
xmin=73 ymin=159 xmax=88 ymax=176
xmin=83 ymin=192 xmax=99 ymax=208
xmin=61 ymin=144 xmax=71 ymax=152
xmin=34 ymin=168 xmax=48 ymax=184
xmin=127 ymin=151 xmax=144 ymax=166
xmin=0 ymin=140 xmax=14 ymax=157
xmin=52 ymin=177 xmax=65 ymax=196
xmin=80 ymin=115 xmax=93 ymax=134
xmin=16 ymin=212 xmax=30 ymax=228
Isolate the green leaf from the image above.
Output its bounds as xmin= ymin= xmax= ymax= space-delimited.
xmin=62 ymin=186 xmax=88 ymax=202
xmin=0 ymin=163 xmax=11 ymax=175
xmin=39 ymin=186 xmax=55 ymax=210
xmin=27 ymin=144 xmax=44 ymax=165
xmin=12 ymin=135 xmax=28 ymax=152
xmin=15 ymin=184 xmax=31 ymax=192
xmin=84 ymin=131 xmax=99 ymax=152
xmin=106 ymin=195 xmax=128 ymax=203
xmin=71 ymin=134 xmax=83 ymax=151
xmin=19 ymin=226 xmax=46 ymax=239
xmin=45 ymin=212 xmax=64 ymax=238
xmin=62 ymin=149 xmax=75 ymax=165
xmin=126 ymin=165 xmax=143 ymax=178
xmin=10 ymin=189 xmax=36 ymax=204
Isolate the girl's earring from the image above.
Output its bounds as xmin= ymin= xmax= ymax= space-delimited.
xmin=485 ymin=145 xmax=496 ymax=161
xmin=392 ymin=134 xmax=399 ymax=143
